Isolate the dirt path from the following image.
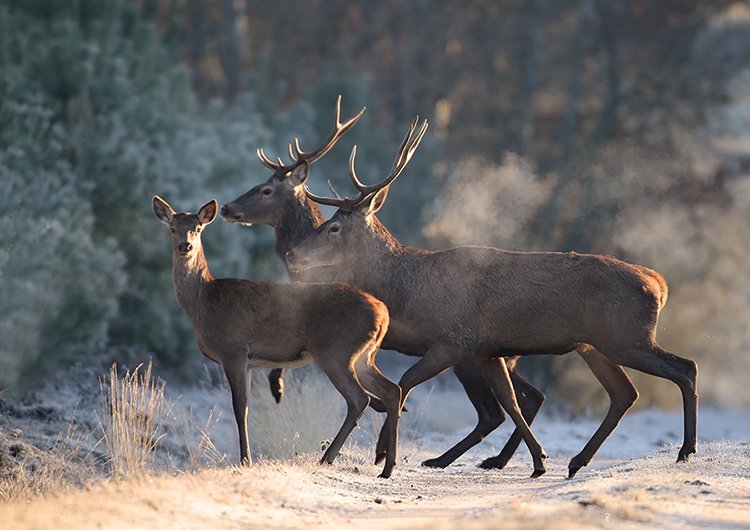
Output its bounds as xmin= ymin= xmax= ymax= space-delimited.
xmin=2 ymin=441 xmax=749 ymax=529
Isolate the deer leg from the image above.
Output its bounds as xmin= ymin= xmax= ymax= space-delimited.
xmin=316 ymin=360 xmax=370 ymax=467
xmin=478 ymin=358 xmax=548 ymax=478
xmin=353 ymin=354 xmax=402 ymax=478
xmin=602 ymin=343 xmax=698 ymax=463
xmin=373 ymin=400 xmax=410 ymax=465
xmin=567 ymin=347 xmax=638 ymax=478
xmin=478 ymin=368 xmax=545 ymax=470
xmin=223 ymin=361 xmax=251 ymax=466
xmin=397 ymin=342 xmax=473 ymax=410
xmin=268 ymin=368 xmax=284 ymax=404
xmin=422 ymin=359 xmax=506 ymax=468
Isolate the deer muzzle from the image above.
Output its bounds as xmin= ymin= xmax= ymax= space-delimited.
xmin=285 ymin=249 xmax=310 ymax=270
xmin=220 ymin=203 xmax=247 ymax=224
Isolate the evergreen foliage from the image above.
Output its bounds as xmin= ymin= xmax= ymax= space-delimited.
xmin=0 ymin=0 xmax=440 ymax=387
xmin=0 ymin=0 xmax=272 ymax=385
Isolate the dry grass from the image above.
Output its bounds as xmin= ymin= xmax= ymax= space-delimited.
xmin=98 ymin=360 xmax=168 ymax=479
xmin=248 ymin=367 xmax=352 ymax=459
xmin=0 ymin=413 xmax=95 ymax=502
xmin=165 ymin=402 xmax=228 ymax=471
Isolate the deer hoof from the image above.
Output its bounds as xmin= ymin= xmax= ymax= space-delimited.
xmin=529 ymin=467 xmax=546 ymax=479
xmin=421 ymin=457 xmax=449 ymax=468
xmin=677 ymin=445 xmax=696 ymax=463
xmin=378 ymin=469 xmax=393 ymax=479
xmin=478 ymin=455 xmax=510 ymax=470
xmin=567 ymin=466 xmax=582 ymax=479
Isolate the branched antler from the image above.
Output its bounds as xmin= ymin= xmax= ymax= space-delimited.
xmin=305 ymin=117 xmax=429 ymax=211
xmin=256 ymin=96 xmax=366 ymax=176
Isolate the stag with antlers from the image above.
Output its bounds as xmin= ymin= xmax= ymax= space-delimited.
xmin=287 ymin=118 xmax=699 ymax=478
xmin=222 ymin=100 xmax=549 ymax=473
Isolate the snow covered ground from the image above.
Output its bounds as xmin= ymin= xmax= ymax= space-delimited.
xmin=1 ymin=431 xmax=748 ymax=529
xmin=1 ymin=365 xmax=749 ymax=529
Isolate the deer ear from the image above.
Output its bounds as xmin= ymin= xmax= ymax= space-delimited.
xmin=198 ymin=199 xmax=218 ymax=225
xmin=153 ymin=196 xmax=175 ymax=225
xmin=288 ymin=161 xmax=309 ymax=187
xmin=358 ymin=186 xmax=390 ymax=217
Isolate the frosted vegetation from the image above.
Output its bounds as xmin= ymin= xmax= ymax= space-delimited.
xmin=2 ymin=0 xmax=750 ymax=414
xmin=0 ymin=2 xmax=265 ymax=384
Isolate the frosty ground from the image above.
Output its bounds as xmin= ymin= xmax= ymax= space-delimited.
xmin=1 ymin=367 xmax=749 ymax=529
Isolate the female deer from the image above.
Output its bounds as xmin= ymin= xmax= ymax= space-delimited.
xmin=153 ymin=196 xmax=402 ymax=477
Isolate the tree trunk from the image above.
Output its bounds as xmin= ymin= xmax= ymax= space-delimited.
xmin=218 ymin=0 xmax=244 ymax=102
xmin=544 ymin=0 xmax=593 ymax=248
xmin=519 ymin=0 xmax=546 ymax=158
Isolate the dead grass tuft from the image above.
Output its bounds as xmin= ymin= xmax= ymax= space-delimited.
xmin=98 ymin=360 xmax=168 ymax=479
xmin=0 ymin=415 xmax=95 ymax=502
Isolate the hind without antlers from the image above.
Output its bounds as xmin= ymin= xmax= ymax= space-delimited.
xmin=288 ymin=117 xmax=699 ymax=478
xmin=153 ymin=195 xmax=402 ymax=477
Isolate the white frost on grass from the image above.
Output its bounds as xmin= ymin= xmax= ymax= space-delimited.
xmin=173 ymin=360 xmax=750 ymax=473
xmin=2 ymin=364 xmax=749 ymax=529
xmin=2 ymin=438 xmax=749 ymax=529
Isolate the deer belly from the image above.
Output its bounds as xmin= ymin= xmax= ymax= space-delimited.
xmin=246 ymin=350 xmax=313 ymax=369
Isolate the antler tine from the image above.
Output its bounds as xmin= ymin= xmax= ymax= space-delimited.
xmin=403 ymin=118 xmax=429 ymax=166
xmin=303 ymin=184 xmax=351 ymax=208
xmin=257 ymin=148 xmax=282 ymax=171
xmin=334 ymin=94 xmax=342 ymax=127
xmin=287 ymin=143 xmax=297 ymax=161
xmin=327 ymin=179 xmax=343 ymax=199
xmin=393 ymin=116 xmax=420 ymax=168
xmin=296 ymin=96 xmax=367 ymax=164
xmin=348 ymin=145 xmax=368 ymax=191
xmin=348 ymin=118 xmax=429 ymax=198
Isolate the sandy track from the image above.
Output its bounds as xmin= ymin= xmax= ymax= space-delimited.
xmin=2 ymin=440 xmax=748 ymax=530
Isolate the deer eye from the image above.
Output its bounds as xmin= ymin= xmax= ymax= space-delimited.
xmin=261 ymin=187 xmax=273 ymax=196
xmin=169 ymin=227 xmax=176 ymax=233
xmin=329 ymin=223 xmax=341 ymax=234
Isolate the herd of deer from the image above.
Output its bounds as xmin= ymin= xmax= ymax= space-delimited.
xmin=153 ymin=97 xmax=699 ymax=481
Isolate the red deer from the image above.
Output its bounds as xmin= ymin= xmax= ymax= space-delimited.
xmin=153 ymin=196 xmax=402 ymax=477
xmin=287 ymin=118 xmax=700 ymax=478
xmin=222 ymin=96 xmax=364 ymax=406
xmin=221 ymin=100 xmax=547 ymax=473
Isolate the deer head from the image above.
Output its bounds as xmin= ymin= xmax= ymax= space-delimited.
xmin=153 ymin=196 xmax=218 ymax=258
xmin=221 ymin=96 xmax=366 ymax=227
xmin=286 ymin=117 xmax=428 ymax=272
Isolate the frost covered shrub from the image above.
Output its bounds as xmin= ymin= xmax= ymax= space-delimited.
xmin=0 ymin=0 xmax=276 ymax=383
xmin=0 ymin=81 xmax=125 ymax=387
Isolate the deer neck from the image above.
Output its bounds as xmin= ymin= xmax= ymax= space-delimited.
xmin=172 ymin=246 xmax=214 ymax=319
xmin=351 ymin=218 xmax=415 ymax=300
xmin=274 ymin=197 xmax=324 ymax=263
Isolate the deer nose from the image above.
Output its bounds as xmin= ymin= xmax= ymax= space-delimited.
xmin=178 ymin=242 xmax=192 ymax=253
xmin=286 ymin=249 xmax=308 ymax=267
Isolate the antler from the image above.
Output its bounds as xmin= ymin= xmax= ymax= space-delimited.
xmin=256 ymin=95 xmax=366 ymax=175
xmin=305 ymin=117 xmax=429 ymax=211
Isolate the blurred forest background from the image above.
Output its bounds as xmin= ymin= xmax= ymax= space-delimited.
xmin=2 ymin=0 xmax=750 ymax=412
